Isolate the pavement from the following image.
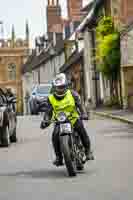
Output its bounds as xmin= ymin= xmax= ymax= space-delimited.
xmin=91 ymin=108 xmax=133 ymax=124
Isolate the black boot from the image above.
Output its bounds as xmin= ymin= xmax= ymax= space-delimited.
xmin=85 ymin=150 xmax=94 ymax=161
xmin=53 ymin=156 xmax=64 ymax=167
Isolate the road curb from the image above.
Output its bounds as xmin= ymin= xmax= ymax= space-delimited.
xmin=91 ymin=111 xmax=133 ymax=125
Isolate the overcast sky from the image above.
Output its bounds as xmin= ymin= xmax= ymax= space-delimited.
xmin=0 ymin=0 xmax=91 ymax=47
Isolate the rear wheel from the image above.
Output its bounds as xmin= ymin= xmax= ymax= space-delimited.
xmin=0 ymin=126 xmax=10 ymax=147
xmin=60 ymin=135 xmax=76 ymax=177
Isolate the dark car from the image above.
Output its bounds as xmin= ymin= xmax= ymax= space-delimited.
xmin=0 ymin=89 xmax=17 ymax=147
xmin=29 ymin=83 xmax=52 ymax=115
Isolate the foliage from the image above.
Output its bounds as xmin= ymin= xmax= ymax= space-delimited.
xmin=96 ymin=16 xmax=115 ymax=37
xmin=96 ymin=16 xmax=120 ymax=80
xmin=96 ymin=16 xmax=121 ymax=105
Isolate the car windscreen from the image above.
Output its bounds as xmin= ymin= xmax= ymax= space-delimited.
xmin=36 ymin=85 xmax=51 ymax=94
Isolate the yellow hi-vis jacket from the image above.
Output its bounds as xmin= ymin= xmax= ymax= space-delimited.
xmin=48 ymin=90 xmax=79 ymax=126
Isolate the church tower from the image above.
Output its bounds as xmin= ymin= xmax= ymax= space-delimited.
xmin=25 ymin=20 xmax=29 ymax=47
xmin=11 ymin=25 xmax=15 ymax=47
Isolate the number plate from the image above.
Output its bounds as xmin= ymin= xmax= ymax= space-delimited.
xmin=60 ymin=123 xmax=72 ymax=133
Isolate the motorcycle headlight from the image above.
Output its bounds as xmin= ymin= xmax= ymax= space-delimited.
xmin=57 ymin=112 xmax=67 ymax=122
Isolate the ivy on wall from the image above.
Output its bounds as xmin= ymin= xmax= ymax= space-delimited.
xmin=96 ymin=16 xmax=121 ymax=105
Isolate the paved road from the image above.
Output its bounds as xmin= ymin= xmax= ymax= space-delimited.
xmin=0 ymin=115 xmax=133 ymax=200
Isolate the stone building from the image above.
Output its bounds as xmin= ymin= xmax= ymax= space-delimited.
xmin=121 ymin=24 xmax=133 ymax=109
xmin=119 ymin=0 xmax=133 ymax=109
xmin=0 ymin=22 xmax=29 ymax=113
xmin=106 ymin=0 xmax=133 ymax=109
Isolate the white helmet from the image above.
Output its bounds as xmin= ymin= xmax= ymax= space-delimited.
xmin=52 ymin=73 xmax=68 ymax=98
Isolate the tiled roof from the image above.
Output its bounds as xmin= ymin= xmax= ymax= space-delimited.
xmin=22 ymin=40 xmax=65 ymax=74
xmin=60 ymin=50 xmax=83 ymax=72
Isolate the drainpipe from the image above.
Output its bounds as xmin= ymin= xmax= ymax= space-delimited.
xmin=91 ymin=29 xmax=98 ymax=107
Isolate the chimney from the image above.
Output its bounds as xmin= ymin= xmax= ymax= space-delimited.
xmin=46 ymin=0 xmax=62 ymax=34
xmin=67 ymin=0 xmax=83 ymax=22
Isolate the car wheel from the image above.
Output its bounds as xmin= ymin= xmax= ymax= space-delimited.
xmin=29 ymin=101 xmax=36 ymax=115
xmin=30 ymin=109 xmax=34 ymax=115
xmin=0 ymin=126 xmax=10 ymax=147
xmin=10 ymin=128 xmax=17 ymax=143
xmin=30 ymin=102 xmax=38 ymax=115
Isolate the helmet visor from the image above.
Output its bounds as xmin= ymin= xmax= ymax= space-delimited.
xmin=55 ymin=85 xmax=65 ymax=95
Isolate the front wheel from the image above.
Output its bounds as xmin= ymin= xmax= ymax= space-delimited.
xmin=60 ymin=135 xmax=76 ymax=177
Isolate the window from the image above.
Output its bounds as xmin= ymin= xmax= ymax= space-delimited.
xmin=8 ymin=63 xmax=16 ymax=80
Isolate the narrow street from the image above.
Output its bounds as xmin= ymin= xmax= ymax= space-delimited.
xmin=0 ymin=115 xmax=132 ymax=199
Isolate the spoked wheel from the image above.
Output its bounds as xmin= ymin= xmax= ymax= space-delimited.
xmin=60 ymin=135 xmax=77 ymax=177
xmin=75 ymin=147 xmax=84 ymax=171
xmin=74 ymin=136 xmax=85 ymax=171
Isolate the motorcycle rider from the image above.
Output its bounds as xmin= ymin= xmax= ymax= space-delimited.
xmin=40 ymin=73 xmax=94 ymax=166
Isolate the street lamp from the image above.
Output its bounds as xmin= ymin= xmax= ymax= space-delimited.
xmin=49 ymin=48 xmax=56 ymax=77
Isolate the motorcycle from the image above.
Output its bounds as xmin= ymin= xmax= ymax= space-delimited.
xmin=43 ymin=112 xmax=87 ymax=177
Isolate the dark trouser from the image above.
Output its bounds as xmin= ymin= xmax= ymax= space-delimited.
xmin=52 ymin=119 xmax=91 ymax=158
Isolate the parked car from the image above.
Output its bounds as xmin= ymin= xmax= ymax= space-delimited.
xmin=0 ymin=88 xmax=17 ymax=147
xmin=29 ymin=83 xmax=52 ymax=115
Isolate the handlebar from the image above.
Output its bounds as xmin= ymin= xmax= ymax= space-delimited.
xmin=40 ymin=114 xmax=89 ymax=129
xmin=42 ymin=115 xmax=88 ymax=124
